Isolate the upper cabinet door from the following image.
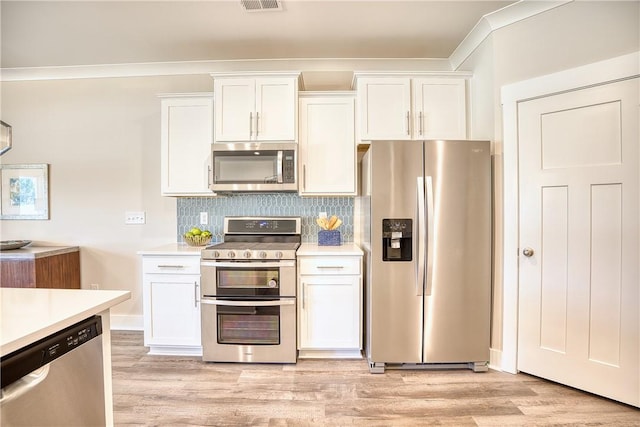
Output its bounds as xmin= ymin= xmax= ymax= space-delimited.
xmin=255 ymin=77 xmax=297 ymax=141
xmin=299 ymin=94 xmax=356 ymax=196
xmin=413 ymin=78 xmax=467 ymax=140
xmin=357 ymin=77 xmax=412 ymax=141
xmin=160 ymin=95 xmax=214 ymax=196
xmin=214 ymin=78 xmax=255 ymax=142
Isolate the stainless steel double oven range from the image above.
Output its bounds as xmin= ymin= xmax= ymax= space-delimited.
xmin=200 ymin=217 xmax=300 ymax=363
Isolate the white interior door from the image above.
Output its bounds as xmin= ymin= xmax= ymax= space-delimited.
xmin=517 ymin=77 xmax=639 ymax=406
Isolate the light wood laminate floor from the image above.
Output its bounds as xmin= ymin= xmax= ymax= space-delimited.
xmin=111 ymin=331 xmax=639 ymax=426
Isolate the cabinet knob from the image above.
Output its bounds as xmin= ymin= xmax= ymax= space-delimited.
xmin=522 ymin=247 xmax=534 ymax=257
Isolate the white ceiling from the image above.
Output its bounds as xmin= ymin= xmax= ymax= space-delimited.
xmin=1 ymin=0 xmax=516 ymax=69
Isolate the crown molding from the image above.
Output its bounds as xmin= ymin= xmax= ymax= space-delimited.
xmin=449 ymin=0 xmax=573 ymax=70
xmin=0 ymin=58 xmax=451 ymax=82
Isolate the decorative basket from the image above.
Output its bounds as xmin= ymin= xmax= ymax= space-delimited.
xmin=318 ymin=230 xmax=341 ymax=246
xmin=183 ymin=234 xmax=213 ymax=247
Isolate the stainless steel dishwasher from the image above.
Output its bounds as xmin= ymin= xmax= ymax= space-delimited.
xmin=1 ymin=316 xmax=106 ymax=426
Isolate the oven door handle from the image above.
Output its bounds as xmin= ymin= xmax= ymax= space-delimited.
xmin=201 ymin=261 xmax=295 ymax=268
xmin=201 ymin=299 xmax=295 ymax=307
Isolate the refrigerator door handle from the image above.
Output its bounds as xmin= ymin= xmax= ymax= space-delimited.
xmin=416 ymin=177 xmax=426 ymax=296
xmin=425 ymin=175 xmax=435 ymax=296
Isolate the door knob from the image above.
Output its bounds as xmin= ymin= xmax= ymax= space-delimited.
xmin=522 ymin=247 xmax=535 ymax=257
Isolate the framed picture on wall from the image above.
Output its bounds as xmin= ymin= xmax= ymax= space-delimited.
xmin=0 ymin=164 xmax=50 ymax=220
xmin=0 ymin=121 xmax=12 ymax=155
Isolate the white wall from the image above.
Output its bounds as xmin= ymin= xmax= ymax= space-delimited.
xmin=0 ymin=75 xmax=212 ymax=328
xmin=459 ymin=0 xmax=639 ymax=361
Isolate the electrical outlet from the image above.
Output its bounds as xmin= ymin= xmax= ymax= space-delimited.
xmin=319 ymin=212 xmax=327 ymax=219
xmin=200 ymin=212 xmax=208 ymax=225
xmin=90 ymin=284 xmax=99 ymax=290
xmin=125 ymin=211 xmax=146 ymax=224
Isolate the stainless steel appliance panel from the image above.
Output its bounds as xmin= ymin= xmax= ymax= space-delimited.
xmin=365 ymin=140 xmax=491 ymax=371
xmin=368 ymin=140 xmax=424 ymax=363
xmin=422 ymin=139 xmax=491 ymax=363
xmin=211 ymin=142 xmax=297 ymax=192
xmin=201 ymin=297 xmax=297 ymax=363
xmin=1 ymin=317 xmax=106 ymax=426
xmin=201 ymin=260 xmax=297 ymax=297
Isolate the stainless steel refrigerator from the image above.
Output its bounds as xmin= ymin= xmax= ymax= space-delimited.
xmin=361 ymin=139 xmax=491 ymax=373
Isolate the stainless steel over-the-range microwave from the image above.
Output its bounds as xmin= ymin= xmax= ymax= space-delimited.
xmin=211 ymin=142 xmax=297 ymax=192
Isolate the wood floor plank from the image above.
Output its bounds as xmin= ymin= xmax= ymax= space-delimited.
xmin=111 ymin=331 xmax=640 ymax=426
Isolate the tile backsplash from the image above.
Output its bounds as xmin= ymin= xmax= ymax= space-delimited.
xmin=177 ymin=194 xmax=354 ymax=244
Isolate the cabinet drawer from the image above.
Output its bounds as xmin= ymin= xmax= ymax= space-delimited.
xmin=143 ymin=256 xmax=201 ymax=275
xmin=298 ymin=256 xmax=361 ymax=275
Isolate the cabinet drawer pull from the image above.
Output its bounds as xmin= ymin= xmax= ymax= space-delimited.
xmin=316 ymin=265 xmax=345 ymax=269
xmin=419 ymin=111 xmax=423 ymax=136
xmin=157 ymin=265 xmax=185 ymax=269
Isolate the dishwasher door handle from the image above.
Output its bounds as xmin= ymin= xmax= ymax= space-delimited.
xmin=0 ymin=365 xmax=50 ymax=405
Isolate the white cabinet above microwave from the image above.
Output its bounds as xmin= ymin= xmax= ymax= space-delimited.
xmin=211 ymin=72 xmax=301 ymax=143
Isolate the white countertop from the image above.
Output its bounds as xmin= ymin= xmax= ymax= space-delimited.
xmin=0 ymin=245 xmax=79 ymax=260
xmin=137 ymin=243 xmax=211 ymax=256
xmin=1 ymin=288 xmax=130 ymax=356
xmin=297 ymin=242 xmax=363 ymax=256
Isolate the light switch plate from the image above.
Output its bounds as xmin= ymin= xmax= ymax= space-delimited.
xmin=200 ymin=212 xmax=208 ymax=225
xmin=125 ymin=211 xmax=146 ymax=224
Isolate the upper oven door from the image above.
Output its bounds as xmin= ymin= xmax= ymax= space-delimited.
xmin=201 ymin=260 xmax=297 ymax=298
xmin=211 ymin=142 xmax=297 ymax=192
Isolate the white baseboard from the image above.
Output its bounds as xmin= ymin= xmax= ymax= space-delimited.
xmin=298 ymin=349 xmax=363 ymax=359
xmin=109 ymin=314 xmax=143 ymax=331
xmin=489 ymin=348 xmax=503 ymax=372
xmin=148 ymin=345 xmax=203 ymax=357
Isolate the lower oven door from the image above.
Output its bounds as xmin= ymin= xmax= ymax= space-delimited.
xmin=201 ymin=297 xmax=297 ymax=363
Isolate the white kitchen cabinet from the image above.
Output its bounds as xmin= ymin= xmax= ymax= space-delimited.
xmin=141 ymin=252 xmax=202 ymax=356
xmin=356 ymin=77 xmax=412 ymax=141
xmin=212 ymin=72 xmax=300 ymax=143
xmin=297 ymin=244 xmax=363 ymax=358
xmin=298 ymin=92 xmax=356 ymax=196
xmin=355 ymin=74 xmax=468 ymax=141
xmin=159 ymin=93 xmax=214 ymax=196
xmin=413 ymin=78 xmax=467 ymax=140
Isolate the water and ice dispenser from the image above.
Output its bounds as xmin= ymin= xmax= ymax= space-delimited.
xmin=382 ymin=219 xmax=412 ymax=261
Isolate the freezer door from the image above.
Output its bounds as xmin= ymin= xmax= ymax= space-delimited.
xmin=422 ymin=139 xmax=491 ymax=363
xmin=368 ymin=140 xmax=424 ymax=363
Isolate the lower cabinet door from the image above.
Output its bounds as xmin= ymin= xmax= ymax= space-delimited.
xmin=299 ymin=275 xmax=360 ymax=350
xmin=143 ymin=275 xmax=201 ymax=347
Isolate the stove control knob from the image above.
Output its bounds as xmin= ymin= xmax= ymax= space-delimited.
xmin=213 ymin=251 xmax=220 ymax=258
xmin=275 ymin=251 xmax=284 ymax=259
xmin=244 ymin=250 xmax=252 ymax=259
xmin=228 ymin=251 xmax=236 ymax=259
xmin=259 ymin=251 xmax=268 ymax=259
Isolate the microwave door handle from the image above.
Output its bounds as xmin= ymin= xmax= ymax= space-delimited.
xmin=277 ymin=150 xmax=283 ymax=183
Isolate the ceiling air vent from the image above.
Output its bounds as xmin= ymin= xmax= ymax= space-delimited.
xmin=240 ymin=0 xmax=282 ymax=12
